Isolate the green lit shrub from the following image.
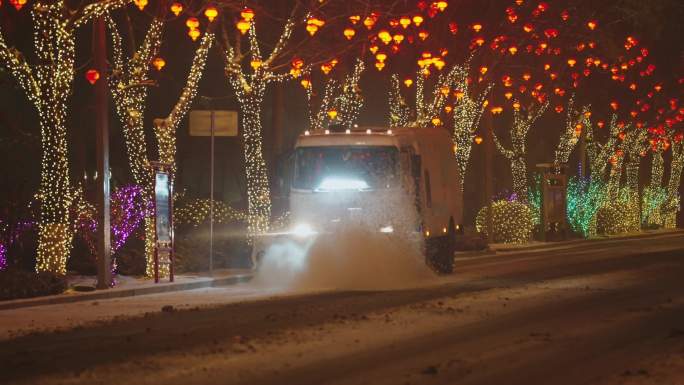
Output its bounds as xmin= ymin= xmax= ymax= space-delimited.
xmin=475 ymin=200 xmax=534 ymax=244
xmin=566 ymin=177 xmax=607 ymax=238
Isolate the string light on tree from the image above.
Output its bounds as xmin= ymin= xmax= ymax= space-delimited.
xmin=554 ymin=94 xmax=591 ymax=165
xmin=492 ymin=100 xmax=550 ymax=201
xmin=0 ymin=0 xmax=130 ymax=273
xmin=450 ymin=61 xmax=491 ymax=185
xmin=108 ymin=13 xmax=214 ymax=276
xmin=223 ymin=15 xmax=297 ymax=237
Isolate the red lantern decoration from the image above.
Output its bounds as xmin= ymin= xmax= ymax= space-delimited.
xmin=85 ymin=69 xmax=100 ymax=85
xmin=10 ymin=0 xmax=27 ymax=11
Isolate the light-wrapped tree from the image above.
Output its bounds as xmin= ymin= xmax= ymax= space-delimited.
xmin=450 ymin=62 xmax=492 ymax=186
xmin=554 ymin=95 xmax=591 ymax=166
xmin=0 ymin=0 xmax=132 ymax=273
xmin=492 ymin=101 xmax=550 ymax=200
xmin=307 ymin=59 xmax=365 ymax=131
xmin=108 ymin=14 xmax=215 ymax=276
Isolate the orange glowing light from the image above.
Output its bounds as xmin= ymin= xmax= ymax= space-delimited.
xmin=170 ymin=2 xmax=183 ymax=16
xmin=343 ymin=28 xmax=356 ymax=40
xmin=204 ymin=6 xmax=218 ymax=22
xmin=152 ymin=57 xmax=166 ymax=71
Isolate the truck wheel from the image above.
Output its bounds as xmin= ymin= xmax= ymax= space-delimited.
xmin=425 ymin=221 xmax=455 ymax=274
xmin=439 ymin=221 xmax=456 ymax=274
xmin=444 ymin=219 xmax=456 ymax=274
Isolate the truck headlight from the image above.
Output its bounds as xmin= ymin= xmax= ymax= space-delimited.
xmin=291 ymin=223 xmax=316 ymax=238
xmin=379 ymin=225 xmax=394 ymax=233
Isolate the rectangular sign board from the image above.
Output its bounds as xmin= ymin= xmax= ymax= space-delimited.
xmin=189 ymin=110 xmax=238 ymax=137
xmin=155 ymin=172 xmax=171 ymax=243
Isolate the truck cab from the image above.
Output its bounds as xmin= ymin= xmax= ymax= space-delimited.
xmin=256 ymin=126 xmax=463 ymax=274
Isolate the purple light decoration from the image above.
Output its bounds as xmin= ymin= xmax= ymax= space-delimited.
xmin=77 ymin=185 xmax=148 ymax=278
xmin=0 ymin=243 xmax=6 ymax=271
xmin=110 ymin=185 xmax=149 ymax=254
xmin=0 ymin=219 xmax=35 ymax=271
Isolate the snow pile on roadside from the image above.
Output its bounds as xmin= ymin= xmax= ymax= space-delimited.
xmin=251 ymin=227 xmax=434 ymax=291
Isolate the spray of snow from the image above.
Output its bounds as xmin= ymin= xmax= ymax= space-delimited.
xmin=251 ymin=189 xmax=435 ymax=291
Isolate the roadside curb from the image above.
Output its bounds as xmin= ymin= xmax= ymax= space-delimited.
xmin=490 ymin=229 xmax=683 ymax=253
xmin=454 ymin=249 xmax=496 ymax=260
xmin=0 ymin=273 xmax=253 ymax=311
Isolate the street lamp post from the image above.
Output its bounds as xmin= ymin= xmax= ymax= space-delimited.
xmin=94 ymin=16 xmax=111 ymax=289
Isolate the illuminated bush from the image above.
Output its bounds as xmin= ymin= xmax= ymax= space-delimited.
xmin=595 ymin=199 xmax=635 ymax=235
xmin=566 ymin=177 xmax=607 ymax=238
xmin=527 ymin=174 xmax=542 ymax=226
xmin=475 ymin=200 xmax=534 ymax=244
xmin=175 ymin=199 xmax=247 ymax=227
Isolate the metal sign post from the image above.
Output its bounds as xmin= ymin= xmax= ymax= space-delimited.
xmin=94 ymin=16 xmax=111 ymax=289
xmin=209 ymin=110 xmax=214 ymax=275
xmin=189 ymin=109 xmax=238 ymax=275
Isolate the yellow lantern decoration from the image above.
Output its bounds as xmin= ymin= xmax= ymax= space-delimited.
xmin=186 ymin=17 xmax=200 ymax=29
xmin=375 ymin=53 xmax=387 ymax=62
xmin=404 ymin=78 xmax=413 ymax=87
xmin=250 ymin=60 xmax=262 ymax=70
xmin=431 ymin=117 xmax=442 ymax=126
xmin=152 ymin=57 xmax=166 ymax=71
xmin=321 ymin=63 xmax=332 ymax=75
xmin=474 ymin=136 xmax=484 ymax=145
xmin=134 ymin=0 xmax=148 ymax=11
xmin=236 ymin=19 xmax=250 ymax=34
xmin=378 ymin=30 xmax=392 ymax=44
xmin=327 ymin=109 xmax=338 ymax=120
xmin=363 ymin=16 xmax=376 ymax=29
xmin=241 ymin=7 xmax=255 ymax=21
xmin=306 ymin=24 xmax=319 ymax=36
xmin=412 ymin=15 xmax=424 ymax=26
xmin=300 ymin=79 xmax=311 ymax=89
xmin=375 ymin=61 xmax=385 ymax=71
xmin=343 ymin=28 xmax=355 ymax=40
xmin=188 ymin=28 xmax=200 ymax=41
xmin=170 ymin=2 xmax=183 ymax=16
xmin=306 ymin=17 xmax=325 ymax=36
xmin=204 ymin=6 xmax=218 ymax=22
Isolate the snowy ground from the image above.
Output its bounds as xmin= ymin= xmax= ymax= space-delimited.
xmin=1 ymin=232 xmax=683 ymax=385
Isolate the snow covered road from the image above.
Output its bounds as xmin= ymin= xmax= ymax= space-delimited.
xmin=1 ymin=232 xmax=684 ymax=385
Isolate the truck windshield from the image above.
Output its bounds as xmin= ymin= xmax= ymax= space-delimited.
xmin=293 ymin=146 xmax=398 ymax=191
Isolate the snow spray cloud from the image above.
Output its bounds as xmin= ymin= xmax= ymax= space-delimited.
xmin=251 ymin=188 xmax=435 ymax=291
